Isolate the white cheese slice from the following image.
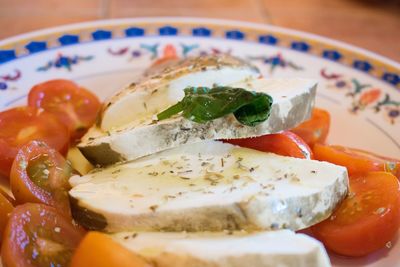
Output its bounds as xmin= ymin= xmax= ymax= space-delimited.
xmin=78 ymin=77 xmax=317 ymax=165
xmin=69 ymin=141 xmax=348 ymax=232
xmin=112 ymin=230 xmax=331 ymax=267
xmin=100 ymin=55 xmax=260 ymax=131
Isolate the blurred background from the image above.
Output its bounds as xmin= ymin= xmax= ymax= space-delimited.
xmin=0 ymin=0 xmax=399 ymax=61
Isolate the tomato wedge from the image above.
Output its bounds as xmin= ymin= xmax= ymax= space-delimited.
xmin=224 ymin=131 xmax=313 ymax=159
xmin=313 ymin=144 xmax=400 ymax=178
xmin=28 ymin=79 xmax=101 ymax=142
xmin=311 ymin=172 xmax=400 ymax=256
xmin=1 ymin=203 xmax=85 ymax=267
xmin=70 ymin=232 xmax=150 ymax=267
xmin=0 ymin=192 xmax=13 ymax=245
xmin=10 ymin=141 xmax=74 ymax=214
xmin=0 ymin=106 xmax=69 ymax=177
xmin=291 ymin=108 xmax=330 ymax=147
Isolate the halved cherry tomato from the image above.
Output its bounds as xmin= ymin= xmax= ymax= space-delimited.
xmin=224 ymin=131 xmax=313 ymax=159
xmin=0 ymin=192 xmax=13 ymax=245
xmin=28 ymin=79 xmax=101 ymax=142
xmin=1 ymin=203 xmax=85 ymax=267
xmin=0 ymin=106 xmax=70 ymax=177
xmin=311 ymin=172 xmax=400 ymax=256
xmin=70 ymin=231 xmax=151 ymax=267
xmin=314 ymin=144 xmax=400 ymax=178
xmin=291 ymin=108 xmax=330 ymax=147
xmin=10 ymin=141 xmax=74 ymax=215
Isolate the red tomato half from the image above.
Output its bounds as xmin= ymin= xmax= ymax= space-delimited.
xmin=28 ymin=79 xmax=101 ymax=142
xmin=311 ymin=172 xmax=400 ymax=256
xmin=10 ymin=141 xmax=74 ymax=214
xmin=291 ymin=108 xmax=330 ymax=147
xmin=1 ymin=203 xmax=85 ymax=267
xmin=0 ymin=107 xmax=69 ymax=177
xmin=314 ymin=144 xmax=400 ymax=178
xmin=224 ymin=131 xmax=313 ymax=159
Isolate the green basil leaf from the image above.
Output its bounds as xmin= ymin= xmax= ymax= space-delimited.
xmin=157 ymin=86 xmax=273 ymax=127
xmin=234 ymin=92 xmax=273 ymax=126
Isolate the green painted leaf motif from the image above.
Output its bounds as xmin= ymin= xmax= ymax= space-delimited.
xmin=157 ymin=86 xmax=273 ymax=127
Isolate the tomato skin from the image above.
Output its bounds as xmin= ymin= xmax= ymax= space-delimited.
xmin=0 ymin=106 xmax=70 ymax=177
xmin=70 ymin=232 xmax=150 ymax=267
xmin=224 ymin=131 xmax=313 ymax=159
xmin=313 ymin=144 xmax=400 ymax=178
xmin=291 ymin=108 xmax=330 ymax=147
xmin=311 ymin=172 xmax=400 ymax=257
xmin=28 ymin=79 xmax=101 ymax=142
xmin=0 ymin=193 xmax=13 ymax=246
xmin=10 ymin=141 xmax=74 ymax=215
xmin=1 ymin=203 xmax=85 ymax=267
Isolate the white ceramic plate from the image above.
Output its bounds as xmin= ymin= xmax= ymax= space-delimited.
xmin=0 ymin=18 xmax=399 ymax=266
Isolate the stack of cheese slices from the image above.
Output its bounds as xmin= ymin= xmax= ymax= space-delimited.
xmin=70 ymin=55 xmax=349 ymax=267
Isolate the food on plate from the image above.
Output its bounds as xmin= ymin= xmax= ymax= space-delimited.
xmin=10 ymin=141 xmax=74 ymax=213
xmin=314 ymin=143 xmax=400 ymax=178
xmin=291 ymin=108 xmax=330 ymax=147
xmin=67 ymin=147 xmax=94 ymax=175
xmin=112 ymin=230 xmax=331 ymax=267
xmin=0 ymin=187 xmax=15 ymax=205
xmin=1 ymin=203 xmax=85 ymax=267
xmin=100 ymin=55 xmax=260 ymax=131
xmin=0 ymin=54 xmax=399 ymax=267
xmin=78 ymin=57 xmax=316 ymax=165
xmin=0 ymin=192 xmax=13 ymax=245
xmin=0 ymin=106 xmax=70 ymax=177
xmin=70 ymin=231 xmax=150 ymax=267
xmin=69 ymin=140 xmax=348 ymax=232
xmin=311 ymin=172 xmax=400 ymax=256
xmin=28 ymin=79 xmax=101 ymax=142
xmin=224 ymin=130 xmax=313 ymax=159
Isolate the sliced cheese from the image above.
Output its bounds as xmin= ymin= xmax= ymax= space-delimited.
xmin=112 ymin=230 xmax=331 ymax=267
xmin=69 ymin=141 xmax=348 ymax=233
xmin=78 ymin=77 xmax=317 ymax=165
xmin=101 ymin=54 xmax=260 ymax=131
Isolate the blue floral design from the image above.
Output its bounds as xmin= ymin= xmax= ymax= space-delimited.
xmin=249 ymin=53 xmax=303 ymax=73
xmin=37 ymin=54 xmax=94 ymax=72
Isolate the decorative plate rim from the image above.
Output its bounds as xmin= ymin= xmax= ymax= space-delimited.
xmin=0 ymin=17 xmax=398 ymax=90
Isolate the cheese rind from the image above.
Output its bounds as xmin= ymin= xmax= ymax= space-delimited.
xmin=112 ymin=230 xmax=331 ymax=267
xmin=70 ymin=141 xmax=348 ymax=232
xmin=79 ymin=78 xmax=317 ymax=166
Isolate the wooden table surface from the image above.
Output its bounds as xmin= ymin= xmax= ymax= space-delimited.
xmin=0 ymin=0 xmax=399 ymax=61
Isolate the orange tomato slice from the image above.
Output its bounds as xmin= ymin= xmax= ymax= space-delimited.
xmin=311 ymin=172 xmax=400 ymax=256
xmin=224 ymin=131 xmax=313 ymax=159
xmin=70 ymin=231 xmax=151 ymax=267
xmin=291 ymin=108 xmax=330 ymax=147
xmin=313 ymin=144 xmax=400 ymax=178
